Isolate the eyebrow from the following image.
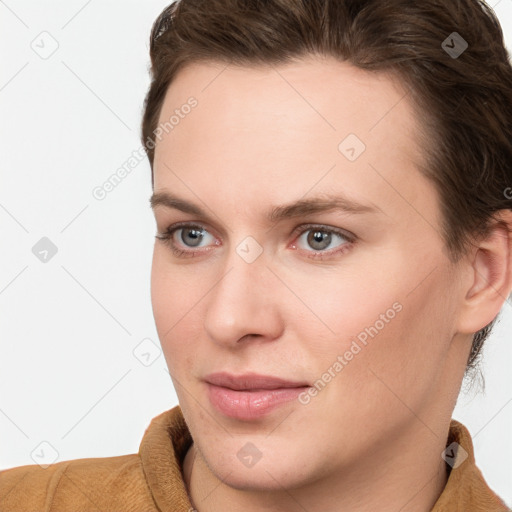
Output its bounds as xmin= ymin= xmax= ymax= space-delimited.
xmin=149 ymin=191 xmax=381 ymax=223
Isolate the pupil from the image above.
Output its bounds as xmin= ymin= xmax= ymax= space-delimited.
xmin=309 ymin=230 xmax=331 ymax=250
xmin=183 ymin=228 xmax=203 ymax=247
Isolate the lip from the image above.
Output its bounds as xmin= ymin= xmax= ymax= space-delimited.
xmin=204 ymin=372 xmax=311 ymax=420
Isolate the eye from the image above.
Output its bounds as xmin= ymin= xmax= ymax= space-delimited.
xmin=291 ymin=224 xmax=354 ymax=260
xmin=155 ymin=222 xmax=355 ymax=260
xmin=155 ymin=223 xmax=218 ymax=257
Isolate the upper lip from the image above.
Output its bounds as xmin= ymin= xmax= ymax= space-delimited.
xmin=204 ymin=372 xmax=310 ymax=390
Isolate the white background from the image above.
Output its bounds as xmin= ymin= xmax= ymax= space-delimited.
xmin=0 ymin=0 xmax=511 ymax=506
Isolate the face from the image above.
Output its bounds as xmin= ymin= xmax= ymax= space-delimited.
xmin=150 ymin=54 xmax=467 ymax=491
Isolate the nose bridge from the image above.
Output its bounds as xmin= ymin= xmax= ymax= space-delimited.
xmin=218 ymin=233 xmax=269 ymax=296
xmin=203 ymin=235 xmax=282 ymax=345
xmin=212 ymin=235 xmax=268 ymax=314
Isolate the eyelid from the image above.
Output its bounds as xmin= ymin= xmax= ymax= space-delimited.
xmin=289 ymin=223 xmax=355 ymax=260
xmin=166 ymin=221 xmax=218 ymax=246
xmin=289 ymin=223 xmax=356 ymax=243
xmin=160 ymin=220 xmax=355 ymax=240
xmin=157 ymin=221 xmax=356 ymax=260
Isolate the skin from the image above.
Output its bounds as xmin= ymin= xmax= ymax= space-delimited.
xmin=149 ymin=54 xmax=512 ymax=512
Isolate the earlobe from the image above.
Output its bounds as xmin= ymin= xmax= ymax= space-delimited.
xmin=458 ymin=210 xmax=512 ymax=334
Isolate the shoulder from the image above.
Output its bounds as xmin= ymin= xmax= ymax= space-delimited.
xmin=0 ymin=453 xmax=157 ymax=511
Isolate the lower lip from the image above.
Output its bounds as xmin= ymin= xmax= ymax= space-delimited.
xmin=207 ymin=383 xmax=308 ymax=420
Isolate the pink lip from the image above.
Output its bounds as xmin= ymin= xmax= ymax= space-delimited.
xmin=204 ymin=372 xmax=310 ymax=420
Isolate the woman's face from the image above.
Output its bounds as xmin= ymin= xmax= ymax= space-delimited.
xmin=150 ymin=55 xmax=470 ymax=490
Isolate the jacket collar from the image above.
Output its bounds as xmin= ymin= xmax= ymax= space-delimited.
xmin=139 ymin=405 xmax=193 ymax=511
xmin=431 ymin=418 xmax=508 ymax=510
xmin=139 ymin=406 xmax=508 ymax=511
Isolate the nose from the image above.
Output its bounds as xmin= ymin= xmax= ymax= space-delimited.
xmin=203 ymin=241 xmax=284 ymax=349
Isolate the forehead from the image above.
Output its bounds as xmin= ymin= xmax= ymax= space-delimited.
xmin=152 ymin=55 xmax=436 ymax=228
xmin=155 ymin=54 xmax=422 ymax=170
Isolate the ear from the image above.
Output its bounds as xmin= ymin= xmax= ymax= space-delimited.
xmin=456 ymin=210 xmax=512 ymax=335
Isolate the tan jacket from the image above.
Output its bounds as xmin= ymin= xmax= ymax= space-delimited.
xmin=0 ymin=406 xmax=509 ymax=511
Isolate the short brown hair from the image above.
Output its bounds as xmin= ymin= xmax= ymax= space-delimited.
xmin=141 ymin=0 xmax=512 ymax=377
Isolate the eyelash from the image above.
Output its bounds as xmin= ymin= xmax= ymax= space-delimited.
xmin=155 ymin=222 xmax=356 ymax=261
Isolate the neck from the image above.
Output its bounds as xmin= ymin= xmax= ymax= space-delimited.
xmin=182 ymin=424 xmax=450 ymax=512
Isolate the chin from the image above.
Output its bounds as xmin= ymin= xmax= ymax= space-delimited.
xmin=210 ymin=460 xmax=310 ymax=492
xmin=199 ymin=441 xmax=317 ymax=492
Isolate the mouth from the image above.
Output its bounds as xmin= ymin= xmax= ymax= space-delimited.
xmin=204 ymin=372 xmax=311 ymax=420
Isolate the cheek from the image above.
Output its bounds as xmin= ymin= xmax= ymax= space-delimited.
xmin=291 ymin=273 xmax=456 ymax=450
xmin=291 ymin=257 xmax=454 ymax=388
xmin=282 ymin=263 xmax=405 ymax=356
xmin=150 ymin=249 xmax=199 ymax=369
xmin=151 ymin=242 xmax=455 ymax=381
xmin=338 ymin=269 xmax=457 ymax=407
xmin=150 ymin=250 xmax=172 ymax=335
